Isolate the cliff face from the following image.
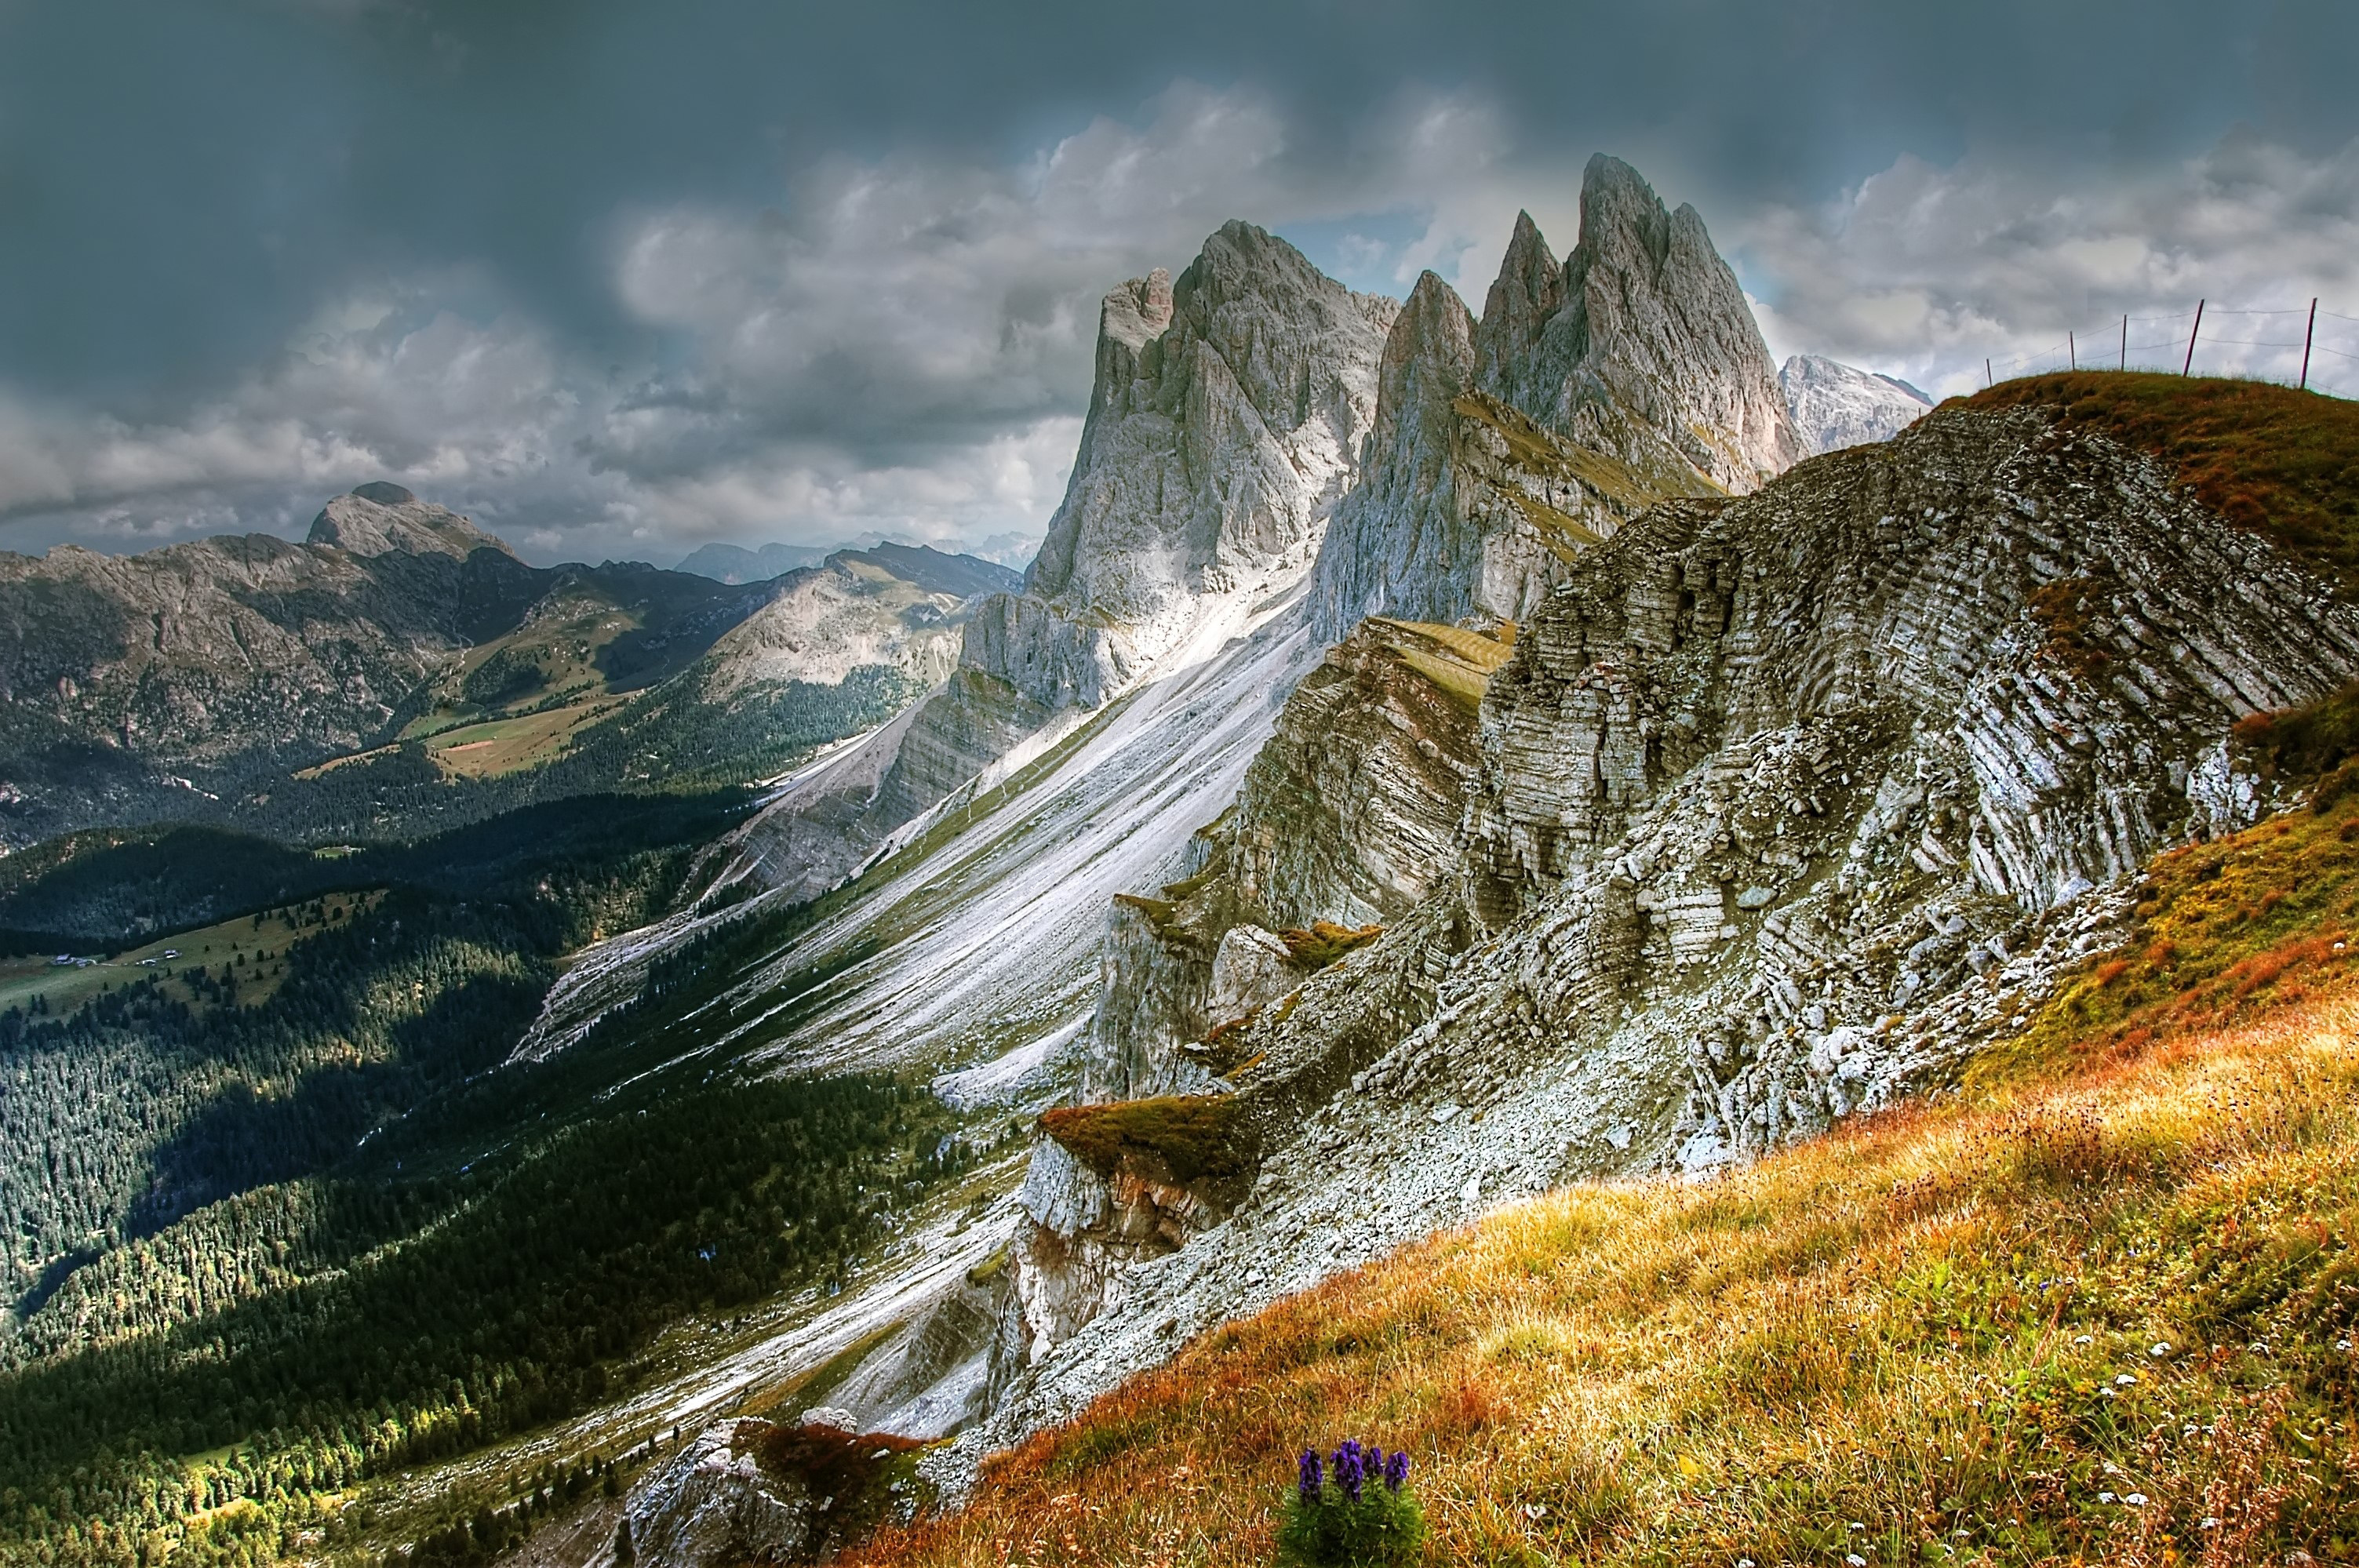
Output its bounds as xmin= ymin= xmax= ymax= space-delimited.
xmin=1312 ymin=157 xmax=1795 ymax=642
xmin=1503 ymin=155 xmax=1798 ymax=490
xmin=956 ymin=395 xmax=2359 ymax=1483
xmin=712 ymin=224 xmax=1392 ymax=911
xmin=1008 ymin=225 xmax=1395 ymax=707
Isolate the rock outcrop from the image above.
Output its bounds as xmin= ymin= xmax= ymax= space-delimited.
xmin=1003 ymin=227 xmax=1394 ymax=708
xmin=1312 ymin=157 xmax=1796 ymax=641
xmin=954 ymin=394 xmax=2359 ymax=1491
xmin=623 ymin=1419 xmax=929 ymax=1568
xmin=1498 ymin=155 xmax=1798 ymax=490
xmin=1781 ymin=354 xmax=1934 ymax=457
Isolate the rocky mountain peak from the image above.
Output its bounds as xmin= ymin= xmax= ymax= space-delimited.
xmin=1311 ymin=157 xmax=1796 ymax=640
xmin=1512 ymin=153 xmax=1797 ymax=491
xmin=977 ymin=222 xmax=1390 ymax=714
xmin=1101 ymin=268 xmax=1174 ymax=353
xmin=307 ymin=485 xmax=517 ymax=561
xmin=1780 ymin=353 xmax=1934 ymax=457
xmin=1472 ymin=209 xmax=1562 ymax=393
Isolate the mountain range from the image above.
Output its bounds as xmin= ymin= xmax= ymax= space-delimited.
xmin=3 ymin=151 xmax=2346 ymax=1568
xmin=0 ymin=486 xmax=1018 ymax=849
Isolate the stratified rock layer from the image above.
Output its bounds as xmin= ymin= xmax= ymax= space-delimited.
xmin=955 ymin=397 xmax=2359 ymax=1493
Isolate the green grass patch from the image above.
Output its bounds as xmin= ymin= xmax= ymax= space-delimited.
xmin=1038 ymin=1095 xmax=1254 ymax=1186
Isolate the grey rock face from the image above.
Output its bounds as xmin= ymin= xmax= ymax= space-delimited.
xmin=980 ymin=617 xmax=1496 ymax=1380
xmin=625 ymin=1423 xmax=814 ymax=1568
xmin=953 ymin=397 xmax=2359 ymax=1490
xmin=1506 ymin=155 xmax=1798 ymax=491
xmin=977 ymin=224 xmax=1394 ymax=710
xmin=1781 ymin=354 xmax=1934 ymax=457
xmin=1206 ymin=924 xmax=1294 ymax=1026
xmin=1307 ymin=274 xmax=1483 ymax=638
xmin=1210 ymin=619 xmax=1495 ymax=927
xmin=1312 ymin=158 xmax=1795 ymax=642
xmin=307 ymin=485 xmax=517 ymax=560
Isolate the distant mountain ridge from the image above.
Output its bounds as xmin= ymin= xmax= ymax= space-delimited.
xmin=0 ymin=488 xmax=1016 ymax=848
xmin=673 ymin=540 xmax=835 ymax=583
xmin=1779 ymin=352 xmax=1934 ymax=456
xmin=677 ymin=537 xmax=1039 ymax=585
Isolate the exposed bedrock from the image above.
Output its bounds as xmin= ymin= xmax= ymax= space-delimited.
xmin=947 ymin=398 xmax=2359 ymax=1491
xmin=975 ymin=223 xmax=1395 ymax=713
xmin=1312 ymin=156 xmax=1794 ymax=644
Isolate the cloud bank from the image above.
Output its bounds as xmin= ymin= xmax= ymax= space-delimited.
xmin=4 ymin=0 xmax=2357 ymax=566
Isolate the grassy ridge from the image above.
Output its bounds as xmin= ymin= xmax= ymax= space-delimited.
xmin=1965 ymin=373 xmax=2359 ymax=591
xmin=855 ymin=998 xmax=2359 ymax=1566
xmin=848 ymin=778 xmax=2359 ymax=1566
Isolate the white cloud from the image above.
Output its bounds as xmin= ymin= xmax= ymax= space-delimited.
xmin=1731 ymin=131 xmax=2359 ymax=397
xmin=13 ymin=90 xmax=2356 ymax=571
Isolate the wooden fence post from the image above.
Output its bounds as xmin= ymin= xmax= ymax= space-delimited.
xmin=2303 ymin=299 xmax=2317 ymax=390
xmin=2182 ymin=299 xmax=2204 ymax=376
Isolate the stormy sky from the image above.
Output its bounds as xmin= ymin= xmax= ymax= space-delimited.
xmin=4 ymin=1 xmax=2357 ymax=566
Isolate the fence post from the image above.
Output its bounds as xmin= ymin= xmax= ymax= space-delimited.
xmin=2120 ymin=315 xmax=2127 ymax=371
xmin=1986 ymin=357 xmax=1993 ymax=388
xmin=2069 ymin=331 xmax=2076 ymax=370
xmin=2182 ymin=299 xmax=2204 ymax=377
xmin=2303 ymin=298 xmax=2317 ymax=390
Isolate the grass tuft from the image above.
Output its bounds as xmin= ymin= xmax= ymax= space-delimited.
xmin=1038 ymin=1096 xmax=1254 ymax=1187
xmin=1277 ymin=921 xmax=1383 ymax=971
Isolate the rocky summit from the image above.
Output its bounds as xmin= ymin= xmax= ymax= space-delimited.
xmin=1310 ymin=156 xmax=1795 ymax=642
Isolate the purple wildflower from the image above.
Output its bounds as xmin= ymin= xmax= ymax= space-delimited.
xmin=1332 ymin=1440 xmax=1365 ymax=1503
xmin=1384 ymin=1449 xmax=1410 ymax=1493
xmin=1297 ymin=1450 xmax=1323 ymax=1505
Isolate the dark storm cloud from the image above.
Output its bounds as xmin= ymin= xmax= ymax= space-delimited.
xmin=2 ymin=1 xmax=2355 ymax=562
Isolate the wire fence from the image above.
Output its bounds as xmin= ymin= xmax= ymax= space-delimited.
xmin=1980 ymin=299 xmax=2359 ymax=398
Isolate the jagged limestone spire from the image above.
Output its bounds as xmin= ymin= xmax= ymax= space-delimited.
xmin=1513 ymin=155 xmax=1799 ymax=491
xmin=979 ymin=220 xmax=1395 ymax=709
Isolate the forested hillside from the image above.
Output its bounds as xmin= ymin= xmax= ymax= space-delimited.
xmin=0 ymin=792 xmax=959 ymax=1568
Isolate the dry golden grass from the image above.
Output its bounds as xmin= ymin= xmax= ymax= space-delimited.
xmin=1367 ymin=618 xmax=1516 ymax=711
xmin=854 ymin=993 xmax=2359 ymax=1566
xmin=1971 ymin=773 xmax=2359 ymax=1089
xmin=1967 ymin=373 xmax=2359 ymax=591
